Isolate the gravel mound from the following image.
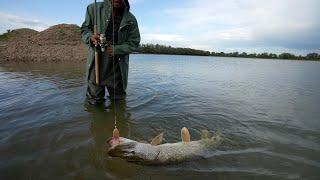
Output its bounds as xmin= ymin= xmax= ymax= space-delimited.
xmin=5 ymin=28 xmax=39 ymax=41
xmin=32 ymin=24 xmax=82 ymax=45
xmin=0 ymin=24 xmax=87 ymax=62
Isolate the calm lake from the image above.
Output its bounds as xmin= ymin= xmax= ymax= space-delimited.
xmin=0 ymin=54 xmax=319 ymax=179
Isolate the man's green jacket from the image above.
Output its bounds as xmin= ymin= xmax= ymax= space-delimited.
xmin=80 ymin=0 xmax=140 ymax=90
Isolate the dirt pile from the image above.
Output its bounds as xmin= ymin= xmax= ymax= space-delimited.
xmin=32 ymin=24 xmax=82 ymax=46
xmin=0 ymin=24 xmax=88 ymax=62
xmin=3 ymin=28 xmax=39 ymax=41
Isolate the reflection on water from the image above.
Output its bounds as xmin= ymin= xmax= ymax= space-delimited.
xmin=89 ymin=101 xmax=131 ymax=148
xmin=0 ymin=55 xmax=320 ymax=179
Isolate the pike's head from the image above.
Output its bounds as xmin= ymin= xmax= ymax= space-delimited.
xmin=107 ymin=137 xmax=159 ymax=163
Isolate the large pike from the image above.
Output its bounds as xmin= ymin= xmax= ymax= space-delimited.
xmin=107 ymin=127 xmax=222 ymax=165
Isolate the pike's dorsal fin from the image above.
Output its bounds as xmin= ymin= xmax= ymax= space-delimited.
xmin=151 ymin=132 xmax=164 ymax=146
xmin=201 ymin=129 xmax=210 ymax=139
xmin=181 ymin=127 xmax=191 ymax=142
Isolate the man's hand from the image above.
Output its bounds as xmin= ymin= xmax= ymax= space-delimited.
xmin=107 ymin=47 xmax=114 ymax=56
xmin=90 ymin=34 xmax=100 ymax=46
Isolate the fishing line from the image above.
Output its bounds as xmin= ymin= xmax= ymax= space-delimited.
xmin=111 ymin=0 xmax=117 ymax=129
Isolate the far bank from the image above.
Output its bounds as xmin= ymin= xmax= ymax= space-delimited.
xmin=0 ymin=24 xmax=319 ymax=63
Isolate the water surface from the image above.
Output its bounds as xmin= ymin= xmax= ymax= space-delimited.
xmin=0 ymin=55 xmax=319 ymax=179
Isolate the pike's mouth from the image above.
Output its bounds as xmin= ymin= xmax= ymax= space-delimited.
xmin=107 ymin=142 xmax=136 ymax=157
xmin=107 ymin=137 xmax=120 ymax=147
xmin=108 ymin=148 xmax=145 ymax=163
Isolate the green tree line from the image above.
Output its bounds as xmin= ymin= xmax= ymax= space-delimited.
xmin=138 ymin=44 xmax=211 ymax=56
xmin=137 ymin=44 xmax=320 ymax=61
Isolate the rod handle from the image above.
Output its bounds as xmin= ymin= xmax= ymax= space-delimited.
xmin=94 ymin=25 xmax=99 ymax=85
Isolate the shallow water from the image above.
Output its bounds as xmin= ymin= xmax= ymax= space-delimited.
xmin=0 ymin=54 xmax=319 ymax=179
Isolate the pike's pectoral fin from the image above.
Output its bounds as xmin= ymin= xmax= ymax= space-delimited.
xmin=201 ymin=129 xmax=211 ymax=139
xmin=150 ymin=132 xmax=164 ymax=146
xmin=181 ymin=127 xmax=191 ymax=142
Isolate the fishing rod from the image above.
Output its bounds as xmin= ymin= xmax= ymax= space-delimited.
xmin=93 ymin=1 xmax=107 ymax=85
xmin=94 ymin=0 xmax=99 ymax=85
xmin=94 ymin=0 xmax=109 ymax=85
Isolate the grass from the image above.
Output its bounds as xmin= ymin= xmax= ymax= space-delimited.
xmin=0 ymin=32 xmax=11 ymax=41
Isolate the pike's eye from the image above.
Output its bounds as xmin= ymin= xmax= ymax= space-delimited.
xmin=131 ymin=151 xmax=135 ymax=154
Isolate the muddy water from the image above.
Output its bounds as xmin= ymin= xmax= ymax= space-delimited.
xmin=0 ymin=55 xmax=319 ymax=179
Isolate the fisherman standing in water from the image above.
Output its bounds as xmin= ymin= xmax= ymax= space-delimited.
xmin=81 ymin=0 xmax=140 ymax=105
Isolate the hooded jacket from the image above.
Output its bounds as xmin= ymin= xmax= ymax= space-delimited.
xmin=81 ymin=0 xmax=140 ymax=90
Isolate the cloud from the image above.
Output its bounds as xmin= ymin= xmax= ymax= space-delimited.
xmin=0 ymin=12 xmax=51 ymax=34
xmin=143 ymin=33 xmax=185 ymax=43
xmin=150 ymin=0 xmax=320 ymax=54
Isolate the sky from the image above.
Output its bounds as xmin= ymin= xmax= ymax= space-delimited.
xmin=0 ymin=0 xmax=319 ymax=55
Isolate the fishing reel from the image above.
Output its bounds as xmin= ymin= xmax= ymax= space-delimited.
xmin=98 ymin=33 xmax=108 ymax=52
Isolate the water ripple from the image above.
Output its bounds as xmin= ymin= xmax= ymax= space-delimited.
xmin=1 ymin=57 xmax=320 ymax=179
